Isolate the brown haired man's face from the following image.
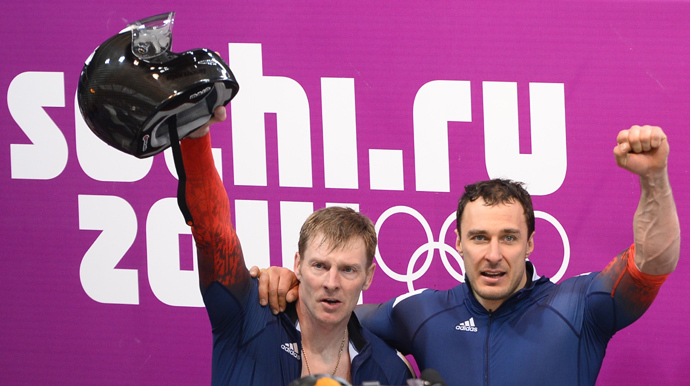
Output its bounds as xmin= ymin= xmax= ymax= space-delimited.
xmin=455 ymin=198 xmax=534 ymax=312
xmin=294 ymin=235 xmax=376 ymax=329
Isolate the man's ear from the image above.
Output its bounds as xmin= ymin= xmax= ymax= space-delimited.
xmin=526 ymin=232 xmax=535 ymax=257
xmin=293 ymin=252 xmax=302 ymax=280
xmin=455 ymin=229 xmax=463 ymax=256
xmin=362 ymin=263 xmax=376 ymax=291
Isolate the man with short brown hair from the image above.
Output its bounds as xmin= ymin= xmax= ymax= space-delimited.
xmin=258 ymin=125 xmax=680 ymax=385
xmin=182 ymin=107 xmax=411 ymax=385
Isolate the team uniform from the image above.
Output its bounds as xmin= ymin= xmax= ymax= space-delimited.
xmin=182 ymin=134 xmax=411 ymax=386
xmin=357 ymin=248 xmax=668 ymax=386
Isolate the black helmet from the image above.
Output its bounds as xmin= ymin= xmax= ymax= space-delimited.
xmin=77 ymin=12 xmax=239 ymax=158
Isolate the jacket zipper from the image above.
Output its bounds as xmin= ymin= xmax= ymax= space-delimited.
xmin=484 ymin=311 xmax=493 ymax=386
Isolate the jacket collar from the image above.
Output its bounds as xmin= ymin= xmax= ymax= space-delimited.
xmin=464 ymin=261 xmax=550 ymax=315
xmin=284 ymin=302 xmax=368 ymax=352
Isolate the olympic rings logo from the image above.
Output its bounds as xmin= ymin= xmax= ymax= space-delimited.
xmin=374 ymin=206 xmax=570 ymax=292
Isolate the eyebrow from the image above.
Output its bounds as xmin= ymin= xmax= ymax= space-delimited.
xmin=465 ymin=228 xmax=522 ymax=237
xmin=465 ymin=230 xmax=487 ymax=237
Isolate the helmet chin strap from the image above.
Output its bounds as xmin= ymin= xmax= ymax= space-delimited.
xmin=167 ymin=115 xmax=194 ymax=226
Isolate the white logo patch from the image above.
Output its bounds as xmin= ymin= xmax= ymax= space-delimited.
xmin=281 ymin=342 xmax=301 ymax=360
xmin=455 ymin=317 xmax=478 ymax=333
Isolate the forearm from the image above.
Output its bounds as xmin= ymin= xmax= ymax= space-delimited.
xmin=634 ymin=167 xmax=680 ymax=275
xmin=181 ymin=133 xmax=249 ymax=291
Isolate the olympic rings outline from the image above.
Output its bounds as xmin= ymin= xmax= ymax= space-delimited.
xmin=374 ymin=206 xmax=571 ymax=292
xmin=374 ymin=206 xmax=464 ymax=293
xmin=534 ymin=210 xmax=570 ymax=283
xmin=374 ymin=206 xmax=435 ymax=283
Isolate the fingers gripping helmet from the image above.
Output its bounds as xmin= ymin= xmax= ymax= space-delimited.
xmin=77 ymin=12 xmax=239 ymax=158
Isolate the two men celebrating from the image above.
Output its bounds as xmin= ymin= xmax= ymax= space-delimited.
xmin=185 ymin=106 xmax=679 ymax=386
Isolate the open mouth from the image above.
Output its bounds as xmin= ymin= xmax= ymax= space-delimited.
xmin=481 ymin=272 xmax=505 ymax=279
xmin=322 ymin=298 xmax=341 ymax=305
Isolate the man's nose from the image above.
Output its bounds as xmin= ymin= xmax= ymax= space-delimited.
xmin=323 ymin=267 xmax=340 ymax=290
xmin=485 ymin=239 xmax=502 ymax=264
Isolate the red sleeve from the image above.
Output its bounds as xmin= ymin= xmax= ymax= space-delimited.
xmin=602 ymin=244 xmax=669 ymax=318
xmin=181 ymin=133 xmax=249 ymax=292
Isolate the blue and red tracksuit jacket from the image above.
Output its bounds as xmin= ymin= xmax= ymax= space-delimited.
xmin=357 ymin=251 xmax=668 ymax=386
xmin=182 ymin=133 xmax=411 ymax=386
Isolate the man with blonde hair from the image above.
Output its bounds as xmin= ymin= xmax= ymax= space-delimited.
xmin=180 ymin=107 xmax=411 ymax=385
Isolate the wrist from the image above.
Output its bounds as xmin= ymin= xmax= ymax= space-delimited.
xmin=638 ymin=167 xmax=670 ymax=190
xmin=186 ymin=127 xmax=210 ymax=139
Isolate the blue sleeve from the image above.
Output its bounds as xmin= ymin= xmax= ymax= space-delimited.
xmin=356 ymin=302 xmax=396 ymax=340
xmin=203 ymin=278 xmax=272 ymax=341
xmin=356 ymin=294 xmax=422 ymax=355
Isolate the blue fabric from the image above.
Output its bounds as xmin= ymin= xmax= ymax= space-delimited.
xmin=204 ymin=279 xmax=412 ymax=386
xmin=357 ymin=255 xmax=657 ymax=386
